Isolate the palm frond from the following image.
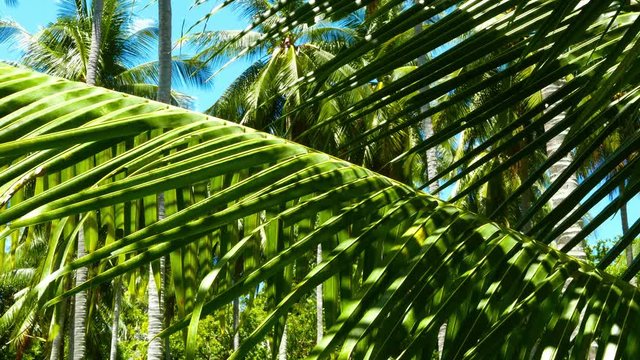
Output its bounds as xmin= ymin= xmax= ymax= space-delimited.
xmin=1 ymin=63 xmax=639 ymax=359
xmin=190 ymin=0 xmax=640 ymax=271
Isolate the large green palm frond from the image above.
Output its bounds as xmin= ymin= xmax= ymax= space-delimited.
xmin=1 ymin=64 xmax=639 ymax=358
xmin=190 ymin=0 xmax=640 ymax=274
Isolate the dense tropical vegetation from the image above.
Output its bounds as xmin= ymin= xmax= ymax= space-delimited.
xmin=1 ymin=0 xmax=640 ymax=359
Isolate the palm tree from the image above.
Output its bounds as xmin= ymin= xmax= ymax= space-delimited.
xmin=200 ymin=4 xmax=424 ymax=185
xmin=197 ymin=5 xmax=356 ymax=353
xmin=199 ymin=3 xmax=425 ymax=352
xmin=86 ymin=0 xmax=104 ymax=86
xmin=74 ymin=1 xmax=105 ymax=357
xmin=157 ymin=0 xmax=172 ymax=104
xmin=199 ymin=15 xmax=359 ymax=142
xmin=541 ymin=80 xmax=586 ymax=259
xmin=0 ymin=1 xmax=210 ymax=358
xmin=148 ymin=0 xmax=172 ymax=357
xmin=413 ymin=0 xmax=439 ymax=196
xmin=3 ymin=0 xmax=640 ymax=358
xmin=0 ymin=0 xmax=211 ymax=107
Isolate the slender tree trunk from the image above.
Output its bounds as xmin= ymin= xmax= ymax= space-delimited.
xmin=542 ymin=80 xmax=585 ymax=259
xmin=49 ymin=323 xmax=64 ymax=360
xmin=278 ymin=324 xmax=288 ymax=360
xmin=157 ymin=0 xmax=172 ymax=104
xmin=414 ymin=11 xmax=442 ymax=358
xmin=163 ymin=256 xmax=170 ymax=360
xmin=49 ymin=299 xmax=67 ymax=360
xmin=86 ymin=0 xmax=104 ymax=86
xmin=316 ymin=244 xmax=323 ymax=343
xmin=233 ymin=297 xmax=240 ymax=351
xmin=109 ymin=279 xmax=122 ymax=360
xmin=148 ymin=194 xmax=166 ymax=360
xmin=413 ymin=15 xmax=439 ymax=195
xmin=73 ymin=231 xmax=88 ymax=360
xmin=147 ymin=259 xmax=165 ymax=359
xmin=151 ymin=0 xmax=171 ymax=341
xmin=155 ymin=1 xmax=172 ymax=350
xmin=69 ymin=297 xmax=74 ymax=359
xmin=620 ymin=183 xmax=635 ymax=285
xmin=421 ymin=111 xmax=439 ymax=195
xmin=71 ymin=2 xmax=104 ymax=355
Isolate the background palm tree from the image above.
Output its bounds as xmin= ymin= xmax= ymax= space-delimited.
xmin=199 ymin=1 xmax=425 ymax=185
xmin=148 ymin=0 xmax=173 ymax=358
xmin=75 ymin=1 xmax=105 ymax=358
xmin=199 ymin=5 xmax=425 ymax=353
xmin=86 ymin=0 xmax=104 ymax=86
xmin=0 ymin=0 xmax=211 ymax=107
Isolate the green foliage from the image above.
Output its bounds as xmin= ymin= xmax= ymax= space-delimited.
xmin=117 ymin=291 xmax=316 ymax=359
xmin=284 ymin=296 xmax=317 ymax=359
xmin=118 ymin=297 xmax=149 ymax=360
xmin=585 ymin=237 xmax=640 ymax=279
xmin=0 ymin=283 xmax=45 ymax=360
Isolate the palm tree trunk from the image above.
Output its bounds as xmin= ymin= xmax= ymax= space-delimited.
xmin=72 ymin=0 xmax=103 ymax=354
xmin=109 ymin=279 xmax=122 ymax=360
xmin=153 ymin=1 xmax=171 ymax=351
xmin=86 ymin=0 xmax=104 ymax=86
xmin=147 ymin=262 xmax=164 ymax=359
xmin=413 ymin=13 xmax=438 ymax=195
xmin=157 ymin=0 xmax=172 ymax=104
xmin=421 ymin=112 xmax=439 ymax=194
xmin=147 ymin=258 xmax=165 ymax=360
xmin=49 ymin=299 xmax=67 ymax=360
xmin=316 ymin=244 xmax=323 ymax=344
xmin=69 ymin=297 xmax=74 ymax=358
xmin=278 ymin=324 xmax=288 ymax=360
xmin=542 ymin=80 xmax=585 ymax=259
xmin=73 ymin=231 xmax=88 ymax=360
xmin=233 ymin=297 xmax=240 ymax=350
xmin=620 ymin=183 xmax=635 ymax=285
xmin=414 ymin=11 xmax=442 ymax=358
xmin=148 ymin=193 xmax=166 ymax=360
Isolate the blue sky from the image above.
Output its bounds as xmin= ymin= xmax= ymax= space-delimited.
xmin=0 ymin=0 xmax=637 ymax=243
xmin=584 ymin=187 xmax=639 ymax=242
